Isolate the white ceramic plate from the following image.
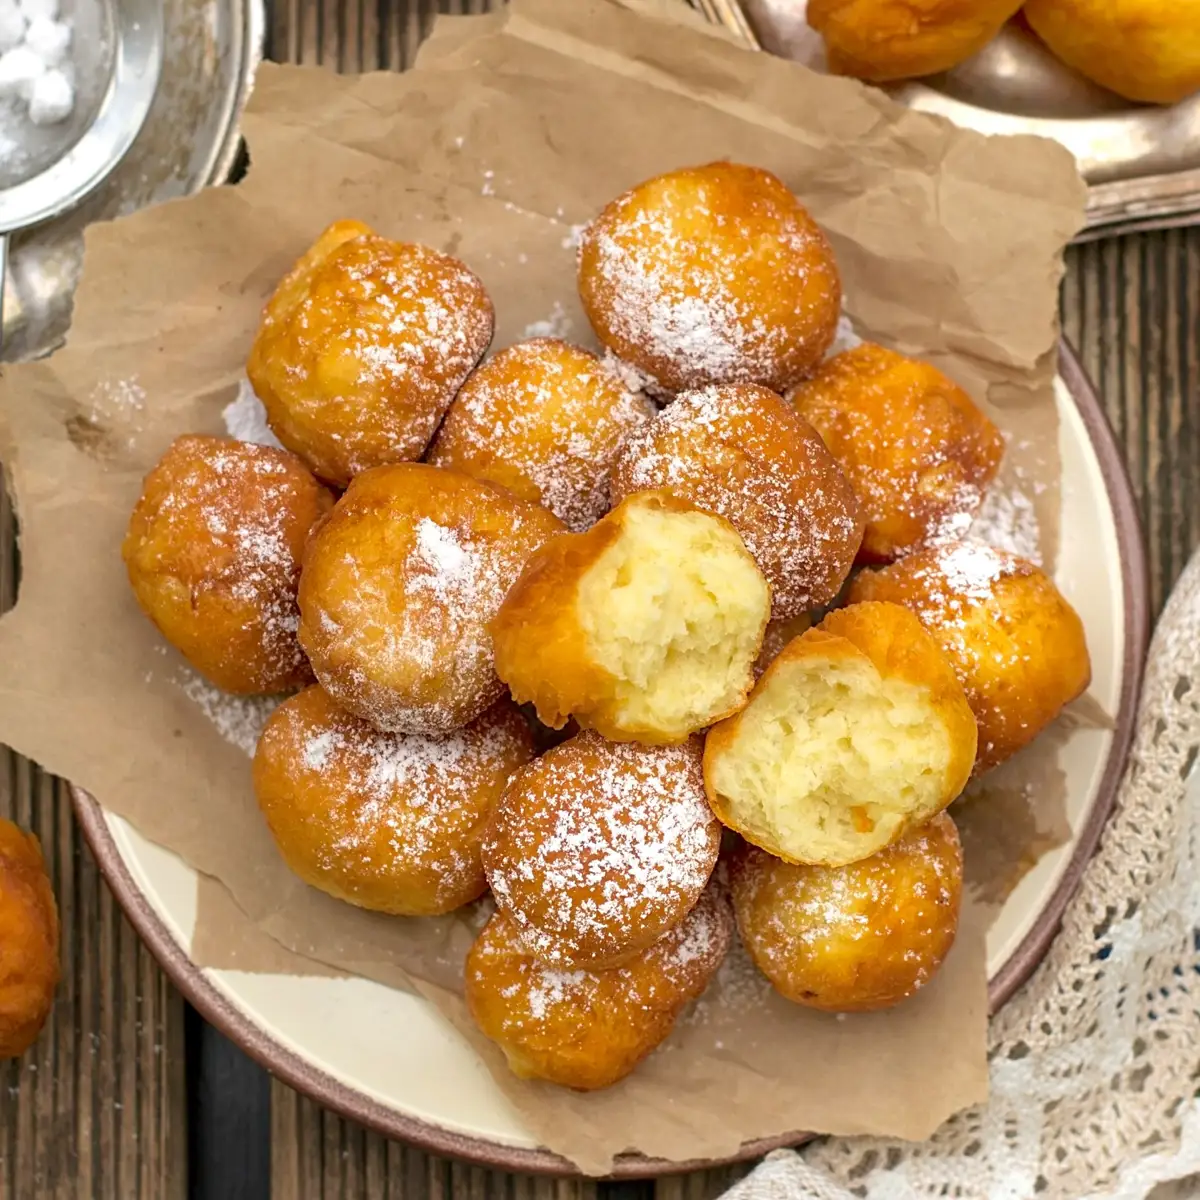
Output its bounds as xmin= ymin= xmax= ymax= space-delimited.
xmin=73 ymin=346 xmax=1149 ymax=1176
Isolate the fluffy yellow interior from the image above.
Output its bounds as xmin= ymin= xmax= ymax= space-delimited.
xmin=709 ymin=656 xmax=952 ymax=865
xmin=577 ymin=503 xmax=769 ymax=739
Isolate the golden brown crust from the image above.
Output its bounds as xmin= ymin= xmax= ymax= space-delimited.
xmin=427 ymin=338 xmax=655 ymax=531
xmin=481 ymin=730 xmax=721 ymax=969
xmin=0 ymin=819 xmax=60 ymax=1058
xmin=298 ymin=463 xmax=563 ymax=736
xmin=609 ymin=384 xmax=864 ymax=619
xmin=729 ymin=813 xmax=962 ymax=1011
xmin=788 ymin=343 xmax=1004 ymax=563
xmin=248 ymin=221 xmax=494 ymax=488
xmin=490 ymin=489 xmax=766 ymax=743
xmin=848 ymin=541 xmax=1092 ymax=773
xmin=465 ymin=888 xmax=732 ymax=1089
xmin=704 ymin=601 xmax=978 ymax=865
xmin=253 ymin=687 xmax=533 ymax=916
xmin=123 ymin=434 xmax=334 ymax=694
xmin=807 ymin=0 xmax=1024 ymax=82
xmin=578 ymin=162 xmax=841 ymax=394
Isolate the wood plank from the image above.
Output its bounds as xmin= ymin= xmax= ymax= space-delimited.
xmin=0 ymin=470 xmax=188 ymax=1200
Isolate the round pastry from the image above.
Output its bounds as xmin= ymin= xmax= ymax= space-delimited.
xmin=577 ymin=162 xmax=841 ymax=395
xmin=730 ymin=813 xmax=962 ymax=1011
xmin=482 ymin=730 xmax=721 ymax=968
xmin=788 ymin=343 xmax=1004 ymax=563
xmin=465 ymin=887 xmax=732 ymax=1089
xmin=491 ymin=489 xmax=770 ymax=743
xmin=427 ymin=338 xmax=655 ymax=532
xmin=609 ymin=384 xmax=864 ymax=620
xmin=755 ymin=613 xmax=813 ymax=678
xmin=0 ymin=819 xmax=59 ymax=1058
xmin=704 ymin=601 xmax=977 ymax=867
xmin=247 ymin=219 xmax=494 ymax=488
xmin=253 ymin=687 xmax=533 ymax=915
xmin=807 ymin=0 xmax=1025 ymax=82
xmin=298 ymin=463 xmax=564 ymax=735
xmin=123 ymin=434 xmax=334 ymax=694
xmin=1024 ymin=0 xmax=1200 ymax=105
xmin=848 ymin=540 xmax=1091 ymax=773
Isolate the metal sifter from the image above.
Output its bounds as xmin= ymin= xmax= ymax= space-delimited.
xmin=0 ymin=0 xmax=161 ymax=351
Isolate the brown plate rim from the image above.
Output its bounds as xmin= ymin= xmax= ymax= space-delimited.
xmin=70 ymin=340 xmax=1149 ymax=1178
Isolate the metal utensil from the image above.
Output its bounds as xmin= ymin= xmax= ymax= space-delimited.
xmin=0 ymin=0 xmax=162 ymax=352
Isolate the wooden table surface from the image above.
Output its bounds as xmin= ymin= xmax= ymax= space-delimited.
xmin=1 ymin=2 xmax=1198 ymax=1198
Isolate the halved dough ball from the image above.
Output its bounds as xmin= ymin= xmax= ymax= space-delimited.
xmin=609 ymin=384 xmax=863 ymax=620
xmin=298 ymin=463 xmax=564 ymax=735
xmin=253 ymin=687 xmax=532 ymax=916
xmin=491 ymin=490 xmax=770 ymax=743
xmin=123 ymin=435 xmax=334 ymax=694
xmin=807 ymin=0 xmax=1024 ymax=82
xmin=427 ymin=338 xmax=654 ymax=531
xmin=848 ymin=541 xmax=1091 ymax=773
xmin=466 ymin=888 xmax=731 ymax=1090
xmin=704 ymin=602 xmax=977 ymax=867
xmin=788 ymin=344 xmax=1004 ymax=563
xmin=578 ymin=162 xmax=841 ymax=395
xmin=730 ymin=814 xmax=962 ymax=1012
xmin=0 ymin=820 xmax=59 ymax=1058
xmin=248 ymin=220 xmax=494 ymax=487
xmin=482 ymin=731 xmax=721 ymax=969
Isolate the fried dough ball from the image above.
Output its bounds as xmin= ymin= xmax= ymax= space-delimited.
xmin=577 ymin=162 xmax=841 ymax=395
xmin=253 ymin=687 xmax=532 ymax=915
xmin=730 ymin=814 xmax=962 ymax=1012
xmin=298 ymin=463 xmax=563 ymax=735
xmin=123 ymin=435 xmax=334 ymax=694
xmin=848 ymin=541 xmax=1091 ymax=773
xmin=788 ymin=344 xmax=1004 ymax=563
xmin=482 ymin=731 xmax=721 ymax=969
xmin=755 ymin=614 xmax=813 ymax=678
xmin=807 ymin=0 xmax=1024 ymax=82
xmin=247 ymin=220 xmax=494 ymax=488
xmin=466 ymin=888 xmax=732 ymax=1089
xmin=491 ymin=490 xmax=770 ymax=744
xmin=610 ymin=384 xmax=863 ymax=620
xmin=0 ymin=820 xmax=59 ymax=1058
xmin=704 ymin=602 xmax=977 ymax=867
xmin=427 ymin=338 xmax=655 ymax=531
xmin=1024 ymin=0 xmax=1200 ymax=105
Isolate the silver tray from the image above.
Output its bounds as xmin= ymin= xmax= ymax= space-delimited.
xmin=706 ymin=0 xmax=1200 ymax=239
xmin=2 ymin=0 xmax=264 ymax=362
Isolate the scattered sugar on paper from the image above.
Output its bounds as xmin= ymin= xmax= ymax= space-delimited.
xmin=222 ymin=375 xmax=283 ymax=449
xmin=971 ymin=472 xmax=1041 ymax=563
xmin=522 ymin=300 xmax=572 ymax=339
xmin=176 ymin=672 xmax=280 ymax=757
xmin=826 ymin=311 xmax=863 ymax=358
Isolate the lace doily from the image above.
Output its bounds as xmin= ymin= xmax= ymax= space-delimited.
xmin=724 ymin=549 xmax=1200 ymax=1200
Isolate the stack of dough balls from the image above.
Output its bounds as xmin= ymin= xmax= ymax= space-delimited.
xmin=122 ymin=163 xmax=1091 ymax=1091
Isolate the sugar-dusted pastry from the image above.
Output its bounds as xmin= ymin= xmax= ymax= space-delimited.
xmin=0 ymin=819 xmax=59 ymax=1058
xmin=427 ymin=338 xmax=654 ymax=531
xmin=788 ymin=343 xmax=1004 ymax=563
xmin=609 ymin=383 xmax=863 ymax=620
xmin=807 ymin=0 xmax=1024 ymax=82
xmin=248 ymin=220 xmax=494 ymax=487
xmin=578 ymin=162 xmax=841 ymax=394
xmin=465 ymin=887 xmax=732 ymax=1089
xmin=491 ymin=490 xmax=771 ymax=744
xmin=123 ymin=434 xmax=334 ymax=694
xmin=482 ymin=731 xmax=721 ymax=968
xmin=298 ymin=463 xmax=564 ymax=735
xmin=704 ymin=602 xmax=977 ymax=866
xmin=253 ymin=687 xmax=533 ymax=916
xmin=848 ymin=541 xmax=1091 ymax=773
xmin=730 ymin=814 xmax=962 ymax=1011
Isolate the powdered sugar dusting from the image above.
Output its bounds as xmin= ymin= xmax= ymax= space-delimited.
xmin=486 ymin=732 xmax=719 ymax=965
xmin=521 ymin=300 xmax=573 ymax=340
xmin=223 ymin=375 xmax=284 ymax=449
xmin=971 ymin=473 xmax=1041 ymax=563
xmin=177 ymin=672 xmax=279 ymax=757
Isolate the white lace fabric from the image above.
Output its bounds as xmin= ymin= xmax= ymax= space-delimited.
xmin=724 ymin=551 xmax=1200 ymax=1200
